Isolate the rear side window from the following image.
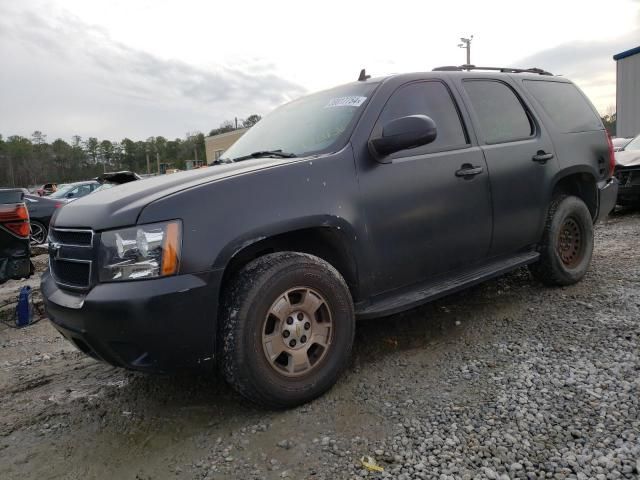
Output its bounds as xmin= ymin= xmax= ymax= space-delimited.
xmin=375 ymin=81 xmax=468 ymax=153
xmin=463 ymin=80 xmax=533 ymax=144
xmin=523 ymin=80 xmax=602 ymax=133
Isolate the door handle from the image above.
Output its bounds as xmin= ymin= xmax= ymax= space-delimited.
xmin=532 ymin=151 xmax=554 ymax=164
xmin=455 ymin=165 xmax=484 ymax=177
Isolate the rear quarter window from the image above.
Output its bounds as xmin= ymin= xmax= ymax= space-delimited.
xmin=523 ymin=80 xmax=602 ymax=133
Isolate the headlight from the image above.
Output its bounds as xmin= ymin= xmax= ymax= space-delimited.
xmin=98 ymin=221 xmax=181 ymax=282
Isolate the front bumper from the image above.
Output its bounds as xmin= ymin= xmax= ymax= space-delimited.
xmin=596 ymin=177 xmax=618 ymax=222
xmin=616 ymin=181 xmax=640 ymax=206
xmin=42 ymin=269 xmax=223 ymax=372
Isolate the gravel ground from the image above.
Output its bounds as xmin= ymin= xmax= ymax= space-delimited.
xmin=0 ymin=209 xmax=639 ymax=480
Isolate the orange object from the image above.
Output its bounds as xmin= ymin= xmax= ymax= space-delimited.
xmin=161 ymin=221 xmax=181 ymax=275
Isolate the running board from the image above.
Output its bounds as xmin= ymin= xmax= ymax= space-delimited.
xmin=356 ymin=251 xmax=540 ymax=319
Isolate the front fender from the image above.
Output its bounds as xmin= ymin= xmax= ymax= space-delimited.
xmin=212 ymin=215 xmax=358 ymax=270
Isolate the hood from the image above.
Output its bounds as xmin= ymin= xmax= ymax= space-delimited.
xmin=615 ymin=150 xmax=640 ymax=168
xmin=24 ymin=194 xmax=66 ymax=205
xmin=53 ymin=158 xmax=289 ymax=230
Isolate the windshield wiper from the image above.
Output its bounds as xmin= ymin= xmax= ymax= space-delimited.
xmin=231 ymin=150 xmax=297 ymax=162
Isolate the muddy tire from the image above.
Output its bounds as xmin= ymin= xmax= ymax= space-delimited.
xmin=219 ymin=252 xmax=355 ymax=408
xmin=530 ymin=195 xmax=594 ymax=286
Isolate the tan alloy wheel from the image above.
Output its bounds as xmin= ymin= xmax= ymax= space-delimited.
xmin=262 ymin=287 xmax=333 ymax=377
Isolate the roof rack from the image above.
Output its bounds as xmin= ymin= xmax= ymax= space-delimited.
xmin=432 ymin=64 xmax=553 ymax=76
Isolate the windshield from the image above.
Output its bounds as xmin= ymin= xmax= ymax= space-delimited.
xmin=221 ymin=83 xmax=377 ymax=161
xmin=624 ymin=134 xmax=640 ymax=151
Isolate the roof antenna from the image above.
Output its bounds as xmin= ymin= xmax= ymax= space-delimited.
xmin=358 ymin=68 xmax=370 ymax=81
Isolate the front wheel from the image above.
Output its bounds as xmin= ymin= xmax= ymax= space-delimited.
xmin=530 ymin=195 xmax=594 ymax=286
xmin=219 ymin=252 xmax=355 ymax=408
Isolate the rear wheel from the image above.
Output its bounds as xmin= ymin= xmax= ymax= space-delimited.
xmin=530 ymin=195 xmax=594 ymax=286
xmin=219 ymin=252 xmax=355 ymax=408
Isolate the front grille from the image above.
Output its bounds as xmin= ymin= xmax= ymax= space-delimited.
xmin=49 ymin=228 xmax=93 ymax=246
xmin=50 ymin=259 xmax=91 ymax=287
xmin=49 ymin=227 xmax=94 ymax=289
xmin=617 ymin=170 xmax=631 ymax=185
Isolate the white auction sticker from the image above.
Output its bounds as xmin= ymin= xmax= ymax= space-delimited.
xmin=325 ymin=96 xmax=367 ymax=108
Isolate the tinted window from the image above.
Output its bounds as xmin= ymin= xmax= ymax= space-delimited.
xmin=463 ymin=80 xmax=533 ymax=143
xmin=524 ymin=80 xmax=602 ymax=133
xmin=375 ymin=81 xmax=467 ymax=153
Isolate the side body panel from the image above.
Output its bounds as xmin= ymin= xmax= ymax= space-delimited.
xmin=451 ymin=75 xmax=559 ymax=256
xmin=516 ymin=77 xmax=609 ymax=205
xmin=348 ymin=74 xmax=493 ymax=295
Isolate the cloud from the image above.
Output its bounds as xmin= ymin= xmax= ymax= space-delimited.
xmin=512 ymin=28 xmax=639 ymax=112
xmin=0 ymin=2 xmax=306 ymax=140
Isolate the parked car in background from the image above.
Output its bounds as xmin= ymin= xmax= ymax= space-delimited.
xmin=48 ymin=181 xmax=100 ymax=201
xmin=612 ymin=137 xmax=633 ymax=152
xmin=96 ymin=171 xmax=141 ymax=185
xmin=24 ymin=195 xmax=64 ymax=245
xmin=24 ymin=172 xmax=141 ymax=244
xmin=43 ymin=67 xmax=617 ymax=408
xmin=34 ymin=183 xmax=58 ymax=196
xmin=614 ymin=133 xmax=640 ymax=206
xmin=0 ymin=189 xmax=31 ymax=283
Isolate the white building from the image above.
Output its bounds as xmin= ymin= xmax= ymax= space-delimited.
xmin=614 ymin=45 xmax=640 ymax=138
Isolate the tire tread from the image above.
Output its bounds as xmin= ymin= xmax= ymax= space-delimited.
xmin=219 ymin=252 xmax=354 ymax=408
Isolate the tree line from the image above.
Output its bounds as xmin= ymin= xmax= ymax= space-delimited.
xmin=0 ymin=115 xmax=261 ymax=188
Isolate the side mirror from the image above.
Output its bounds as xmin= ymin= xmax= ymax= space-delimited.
xmin=66 ymin=192 xmax=75 ymax=198
xmin=369 ymin=115 xmax=437 ymax=159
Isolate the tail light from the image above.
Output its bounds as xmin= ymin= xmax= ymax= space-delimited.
xmin=606 ymin=132 xmax=615 ymax=177
xmin=0 ymin=203 xmax=30 ymax=238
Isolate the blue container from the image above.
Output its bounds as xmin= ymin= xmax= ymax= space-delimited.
xmin=15 ymin=286 xmax=33 ymax=327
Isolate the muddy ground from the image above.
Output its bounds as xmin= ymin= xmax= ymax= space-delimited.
xmin=1 ymin=210 xmax=639 ymax=480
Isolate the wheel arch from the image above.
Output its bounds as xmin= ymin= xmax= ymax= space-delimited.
xmin=550 ymin=168 xmax=598 ymax=219
xmin=215 ymin=217 xmax=362 ymax=304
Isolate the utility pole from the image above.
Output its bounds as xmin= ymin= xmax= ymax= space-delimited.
xmin=156 ymin=152 xmax=160 ymax=174
xmin=145 ymin=148 xmax=150 ymax=175
xmin=458 ymin=35 xmax=473 ymax=65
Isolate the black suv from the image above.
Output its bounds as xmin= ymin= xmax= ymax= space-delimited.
xmin=42 ymin=66 xmax=618 ymax=407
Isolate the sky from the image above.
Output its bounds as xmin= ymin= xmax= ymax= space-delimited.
xmin=0 ymin=0 xmax=638 ymax=142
